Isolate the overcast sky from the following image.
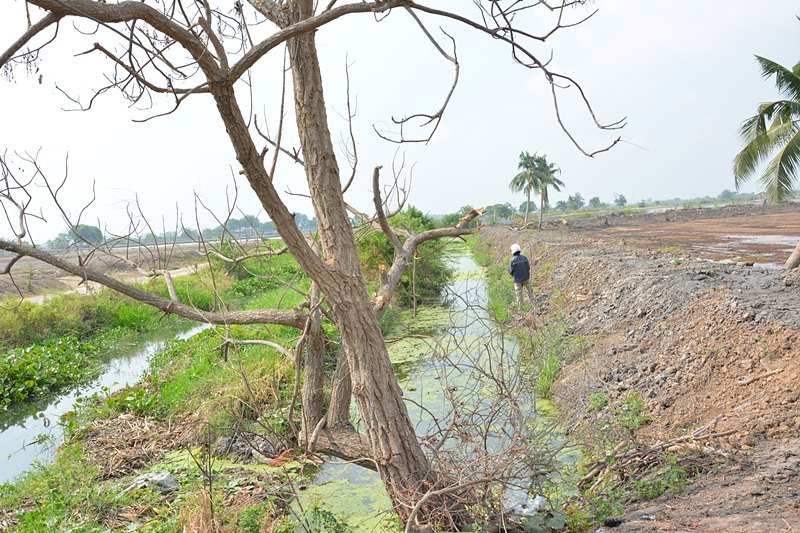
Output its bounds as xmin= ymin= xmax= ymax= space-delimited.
xmin=0 ymin=0 xmax=798 ymax=241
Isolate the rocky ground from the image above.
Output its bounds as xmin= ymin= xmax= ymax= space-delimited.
xmin=482 ymin=204 xmax=800 ymax=532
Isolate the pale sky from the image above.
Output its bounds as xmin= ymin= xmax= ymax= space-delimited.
xmin=0 ymin=0 xmax=798 ymax=241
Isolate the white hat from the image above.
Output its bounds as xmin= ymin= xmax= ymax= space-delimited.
xmin=510 ymin=243 xmax=521 ymax=254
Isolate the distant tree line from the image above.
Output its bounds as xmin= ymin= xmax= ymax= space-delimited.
xmin=44 ymin=214 xmax=317 ymax=251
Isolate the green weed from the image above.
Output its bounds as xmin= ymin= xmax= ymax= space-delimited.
xmin=0 ymin=337 xmax=100 ymax=409
xmin=631 ymin=456 xmax=688 ymax=500
xmin=659 ymin=246 xmax=683 ymax=256
xmin=587 ymin=392 xmax=608 ymax=413
xmin=527 ymin=323 xmax=590 ymax=397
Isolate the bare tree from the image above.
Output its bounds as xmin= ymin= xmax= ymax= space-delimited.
xmin=1 ymin=0 xmax=621 ymax=526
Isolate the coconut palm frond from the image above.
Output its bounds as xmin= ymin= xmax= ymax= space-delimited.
xmin=734 ymin=126 xmax=777 ymax=186
xmin=760 ymin=128 xmax=800 ymax=203
xmin=509 ymin=171 xmax=529 ymax=193
xmin=547 ymin=175 xmax=566 ymax=192
xmin=739 ymin=109 xmax=769 ymax=145
xmin=756 ymin=56 xmax=800 ymax=101
xmin=735 ymin=56 xmax=800 ymax=203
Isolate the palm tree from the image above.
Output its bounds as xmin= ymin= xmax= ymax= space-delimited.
xmin=733 ymin=55 xmax=800 ymax=269
xmin=510 ymin=152 xmax=565 ymax=229
xmin=533 ymin=154 xmax=565 ymax=230
xmin=509 ymin=151 xmax=539 ymax=225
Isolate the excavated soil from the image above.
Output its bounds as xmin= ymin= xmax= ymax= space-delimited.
xmin=482 ymin=206 xmax=800 ymax=532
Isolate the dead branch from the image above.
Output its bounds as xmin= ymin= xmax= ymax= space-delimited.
xmin=219 ymin=338 xmax=295 ymax=360
xmin=0 ymin=239 xmax=307 ymax=328
xmin=0 ymin=12 xmax=62 ymax=66
xmin=738 ymin=367 xmax=783 ymax=386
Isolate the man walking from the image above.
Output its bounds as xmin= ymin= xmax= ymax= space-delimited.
xmin=508 ymin=243 xmax=534 ymax=306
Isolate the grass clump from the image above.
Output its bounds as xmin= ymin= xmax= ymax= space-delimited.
xmin=525 ymin=323 xmax=590 ymax=397
xmin=0 ymin=291 xmax=162 ymax=349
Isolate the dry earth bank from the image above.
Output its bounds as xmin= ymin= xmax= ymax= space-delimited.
xmin=481 ymin=206 xmax=800 ymax=532
xmin=0 ymin=244 xmax=206 ymax=299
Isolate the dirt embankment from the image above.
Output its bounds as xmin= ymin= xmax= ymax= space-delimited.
xmin=0 ymin=244 xmax=207 ymax=299
xmin=481 ymin=215 xmax=800 ymax=532
xmin=543 ymin=202 xmax=799 ymax=231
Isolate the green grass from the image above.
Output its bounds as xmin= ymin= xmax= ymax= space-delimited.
xmin=0 ymin=270 xmax=237 ymax=408
xmin=0 ymin=444 xmax=149 ymax=532
xmin=0 ymin=439 xmax=299 ymax=532
xmin=658 ymin=245 xmax=683 ymax=256
xmin=526 ymin=323 xmax=590 ymax=397
xmin=0 ymin=232 xmax=460 ymax=530
xmin=0 ymin=291 xmax=158 ymax=349
xmin=614 ymin=207 xmax=646 ymax=216
xmin=0 ymin=262 xmax=274 ymax=409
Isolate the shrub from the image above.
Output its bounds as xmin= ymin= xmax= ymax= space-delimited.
xmin=358 ymin=206 xmax=454 ymax=307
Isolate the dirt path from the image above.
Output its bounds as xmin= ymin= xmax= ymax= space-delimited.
xmin=23 ymin=262 xmax=207 ymax=304
xmin=482 ymin=206 xmax=800 ymax=532
xmin=0 ymin=243 xmax=208 ymax=300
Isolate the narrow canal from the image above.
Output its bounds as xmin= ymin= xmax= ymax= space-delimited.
xmin=1 ymin=248 xmax=567 ymax=529
xmin=296 ymin=250 xmax=562 ymax=529
xmin=0 ymin=323 xmax=209 ymax=483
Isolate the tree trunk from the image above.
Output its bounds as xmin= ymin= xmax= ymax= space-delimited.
xmin=300 ymin=283 xmax=325 ymax=443
xmin=327 ymin=351 xmax=352 ymax=429
xmin=538 ymin=189 xmax=545 ymax=230
xmin=327 ymin=282 xmax=431 ymax=487
xmin=206 ymin=21 xmax=434 ymax=521
xmin=524 ymin=189 xmax=530 ymax=225
xmin=284 ymin=3 xmax=433 ymax=517
xmin=786 ymin=240 xmax=800 ymax=270
xmin=205 ymin=1 xmax=442 ymax=520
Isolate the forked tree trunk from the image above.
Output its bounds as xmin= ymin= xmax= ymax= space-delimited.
xmin=283 ymin=2 xmax=433 ymax=518
xmin=207 ymin=30 xmax=434 ymax=525
xmin=787 ymin=240 xmax=800 ymax=270
xmin=207 ymin=1 xmax=448 ymax=521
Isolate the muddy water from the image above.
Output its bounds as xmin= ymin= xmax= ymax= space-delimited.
xmin=0 ymin=323 xmax=210 ymax=484
xmin=295 ymin=253 xmax=556 ymax=530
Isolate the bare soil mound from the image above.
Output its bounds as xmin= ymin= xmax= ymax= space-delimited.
xmin=481 ymin=211 xmax=800 ymax=531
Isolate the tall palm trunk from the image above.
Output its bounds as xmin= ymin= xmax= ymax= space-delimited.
xmin=538 ymin=188 xmax=546 ymax=230
xmin=787 ymin=240 xmax=800 ymax=270
xmin=524 ymin=189 xmax=530 ymax=225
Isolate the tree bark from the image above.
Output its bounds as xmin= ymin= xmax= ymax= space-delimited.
xmin=283 ymin=1 xmax=433 ymax=516
xmin=538 ymin=189 xmax=545 ymax=230
xmin=327 ymin=350 xmax=352 ymax=429
xmin=786 ymin=240 xmax=800 ymax=270
xmin=300 ymin=283 xmax=325 ymax=442
xmin=524 ymin=189 xmax=530 ymax=225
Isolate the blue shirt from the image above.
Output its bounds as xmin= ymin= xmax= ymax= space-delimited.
xmin=508 ymin=253 xmax=531 ymax=283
